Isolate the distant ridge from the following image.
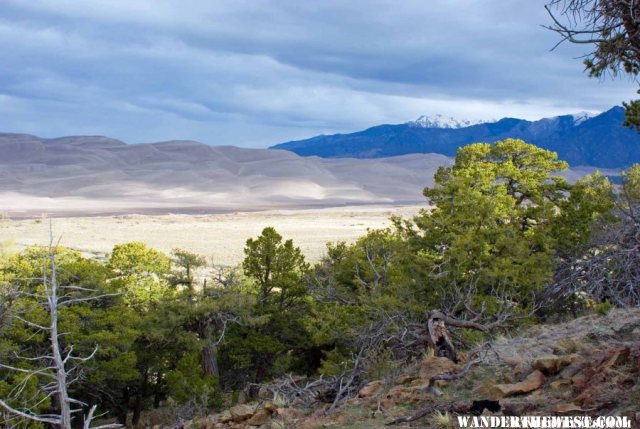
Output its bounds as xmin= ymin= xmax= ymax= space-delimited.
xmin=408 ymin=114 xmax=487 ymax=129
xmin=270 ymin=106 xmax=640 ymax=168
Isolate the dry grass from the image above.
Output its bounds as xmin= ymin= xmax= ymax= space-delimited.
xmin=487 ymin=307 xmax=640 ymax=365
xmin=0 ymin=205 xmax=422 ymax=265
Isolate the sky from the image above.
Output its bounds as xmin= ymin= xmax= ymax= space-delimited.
xmin=0 ymin=0 xmax=637 ymax=148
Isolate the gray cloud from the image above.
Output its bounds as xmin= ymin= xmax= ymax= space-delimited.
xmin=0 ymin=0 xmax=636 ymax=147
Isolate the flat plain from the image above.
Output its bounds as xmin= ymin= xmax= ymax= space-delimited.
xmin=0 ymin=205 xmax=423 ymax=266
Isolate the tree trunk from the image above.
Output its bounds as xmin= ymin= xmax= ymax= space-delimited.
xmin=427 ymin=314 xmax=458 ymax=362
xmin=115 ymin=388 xmax=129 ymax=426
xmin=202 ymin=342 xmax=220 ymax=378
xmin=132 ymin=371 xmax=148 ymax=426
xmin=199 ymin=320 xmax=220 ymax=380
xmin=48 ymin=255 xmax=72 ymax=429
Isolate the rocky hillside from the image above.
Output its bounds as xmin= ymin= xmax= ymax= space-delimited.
xmin=155 ymin=308 xmax=640 ymax=429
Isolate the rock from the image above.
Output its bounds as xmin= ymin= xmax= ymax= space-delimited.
xmin=263 ymin=401 xmax=277 ymax=413
xmin=358 ymin=380 xmax=383 ymax=398
xmin=387 ymin=386 xmax=413 ymax=403
xmin=571 ymin=373 xmax=589 ymax=390
xmin=553 ymin=338 xmax=578 ymax=355
xmin=550 ymin=379 xmax=572 ymax=389
xmin=598 ymin=347 xmax=630 ymax=371
xmin=236 ymin=390 xmax=248 ymax=404
xmin=380 ymin=398 xmax=395 ymax=409
xmin=387 ymin=385 xmax=424 ymax=403
xmin=219 ymin=410 xmax=233 ymax=423
xmin=420 ymin=356 xmax=459 ymax=379
xmin=197 ymin=416 xmax=218 ymax=429
xmin=246 ymin=409 xmax=271 ymax=426
xmin=395 ymin=375 xmax=418 ymax=385
xmin=484 ymin=370 xmax=545 ymax=398
xmin=275 ymin=407 xmax=300 ymax=422
xmin=257 ymin=386 xmax=271 ymax=400
xmin=534 ymin=354 xmax=578 ymax=375
xmin=501 ymin=401 xmax=530 ymax=416
xmin=558 ymin=358 xmax=585 ymax=379
xmin=230 ymin=404 xmax=255 ymax=422
xmin=556 ymin=403 xmax=585 ymax=413
xmin=502 ymin=357 xmax=530 ymax=378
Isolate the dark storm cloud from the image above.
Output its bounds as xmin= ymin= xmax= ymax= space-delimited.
xmin=0 ymin=0 xmax=635 ymax=147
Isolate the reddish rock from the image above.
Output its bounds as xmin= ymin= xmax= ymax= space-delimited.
xmin=395 ymin=375 xmax=418 ymax=385
xmin=230 ymin=404 xmax=255 ymax=422
xmin=263 ymin=401 xmax=277 ymax=413
xmin=556 ymin=403 xmax=586 ymax=413
xmin=420 ymin=356 xmax=459 ymax=379
xmin=485 ymin=370 xmax=546 ymax=398
xmin=534 ymin=354 xmax=579 ymax=375
xmin=358 ymin=380 xmax=383 ymax=398
xmin=246 ymin=409 xmax=271 ymax=426
xmin=550 ymin=379 xmax=572 ymax=390
xmin=380 ymin=398 xmax=395 ymax=409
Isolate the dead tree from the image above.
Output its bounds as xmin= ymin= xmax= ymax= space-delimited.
xmin=0 ymin=227 xmax=121 ymax=429
xmin=409 ymin=281 xmax=532 ymax=362
xmin=544 ymin=0 xmax=640 ymax=75
xmin=544 ymin=0 xmax=640 ymax=130
xmin=547 ymin=207 xmax=640 ymax=308
xmin=197 ymin=310 xmax=242 ymax=378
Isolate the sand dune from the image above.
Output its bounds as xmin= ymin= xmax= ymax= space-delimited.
xmin=0 ymin=132 xmax=616 ymax=218
xmin=0 ymin=133 xmax=451 ymax=217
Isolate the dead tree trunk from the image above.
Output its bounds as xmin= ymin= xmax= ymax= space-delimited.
xmin=48 ymin=254 xmax=73 ymax=429
xmin=426 ymin=312 xmax=458 ymax=362
xmin=0 ymin=225 xmax=122 ymax=429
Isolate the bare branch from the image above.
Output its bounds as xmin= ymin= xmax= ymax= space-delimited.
xmin=0 ymin=399 xmax=61 ymax=425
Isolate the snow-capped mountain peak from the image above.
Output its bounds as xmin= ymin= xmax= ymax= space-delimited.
xmin=571 ymin=111 xmax=598 ymax=126
xmin=408 ymin=114 xmax=484 ymax=129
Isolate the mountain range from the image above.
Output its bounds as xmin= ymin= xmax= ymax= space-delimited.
xmin=271 ymin=106 xmax=640 ymax=168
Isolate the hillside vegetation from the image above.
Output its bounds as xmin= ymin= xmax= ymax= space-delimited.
xmin=1 ymin=139 xmax=639 ymax=428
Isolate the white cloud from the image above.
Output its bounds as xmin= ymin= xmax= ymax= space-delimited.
xmin=0 ymin=0 xmax=636 ymax=146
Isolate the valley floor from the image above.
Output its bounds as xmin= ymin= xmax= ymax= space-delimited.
xmin=0 ymin=205 xmax=422 ymax=265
